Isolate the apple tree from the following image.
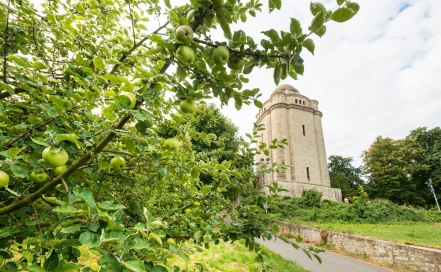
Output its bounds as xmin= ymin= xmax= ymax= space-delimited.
xmin=0 ymin=0 xmax=358 ymax=270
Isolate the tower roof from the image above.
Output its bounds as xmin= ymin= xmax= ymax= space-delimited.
xmin=272 ymin=84 xmax=300 ymax=95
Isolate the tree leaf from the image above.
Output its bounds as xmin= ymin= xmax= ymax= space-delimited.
xmin=164 ymin=0 xmax=172 ymax=9
xmin=217 ymin=15 xmax=231 ymax=39
xmin=254 ymin=99 xmax=263 ymax=108
xmin=122 ymin=258 xmax=145 ymax=272
xmin=262 ymin=29 xmax=280 ymax=44
xmin=98 ymin=201 xmax=126 ymax=211
xmin=176 ymin=64 xmax=187 ymax=81
xmin=79 ymin=231 xmax=100 ymax=247
xmin=7 ymin=148 xmax=22 ymax=159
xmin=347 ymin=2 xmax=360 ymax=13
xmin=302 ymin=38 xmax=315 ymax=55
xmin=11 ymin=164 xmax=28 ymax=178
xmin=273 ymin=63 xmax=281 ymax=85
xmin=56 ymin=261 xmax=80 ymax=272
xmin=232 ymin=30 xmax=247 ymax=48
xmin=28 ymin=265 xmax=46 ymax=272
xmin=93 ymin=56 xmax=107 ymax=71
xmin=33 ymin=61 xmax=47 ymax=70
xmin=290 ymin=18 xmax=302 ymax=36
xmin=60 ymin=224 xmax=82 ymax=234
xmin=7 ymin=55 xmax=31 ymax=68
xmin=309 ymin=11 xmax=325 ymax=32
xmin=56 ymin=133 xmax=79 ymax=143
xmin=331 ymin=7 xmax=356 ymax=23
xmin=99 ymin=254 xmax=121 ymax=272
xmin=73 ymin=187 xmax=96 ymax=210
xmin=43 ymin=250 xmax=59 ymax=271
xmin=315 ymin=25 xmax=327 ymax=37
xmin=310 ymin=2 xmax=326 ymax=16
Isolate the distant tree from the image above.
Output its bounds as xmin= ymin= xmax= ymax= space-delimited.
xmin=328 ymin=155 xmax=363 ymax=198
xmin=406 ymin=127 xmax=441 ymax=205
xmin=362 ymin=134 xmax=435 ymax=206
xmin=157 ymin=103 xmax=254 ymax=200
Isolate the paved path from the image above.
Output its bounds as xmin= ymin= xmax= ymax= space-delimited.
xmin=256 ymin=238 xmax=392 ymax=272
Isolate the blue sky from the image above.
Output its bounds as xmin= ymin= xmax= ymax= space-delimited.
xmin=219 ymin=0 xmax=441 ymax=166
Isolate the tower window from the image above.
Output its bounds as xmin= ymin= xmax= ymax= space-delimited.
xmin=306 ymin=167 xmax=310 ymax=181
xmin=302 ymin=125 xmax=305 ymax=136
xmin=303 ymin=101 xmax=305 ymax=105
xmin=295 ymin=99 xmax=298 ymax=103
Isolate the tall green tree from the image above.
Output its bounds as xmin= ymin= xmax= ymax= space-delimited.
xmin=363 ymin=137 xmax=423 ymax=205
xmin=328 ymin=155 xmax=363 ymax=198
xmin=362 ymin=129 xmax=440 ymax=206
xmin=0 ymin=0 xmax=358 ymax=270
xmin=407 ymin=127 xmax=441 ymax=206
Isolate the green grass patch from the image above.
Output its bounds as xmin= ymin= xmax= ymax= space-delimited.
xmin=171 ymin=240 xmax=308 ymax=272
xmin=309 ymin=222 xmax=441 ymax=249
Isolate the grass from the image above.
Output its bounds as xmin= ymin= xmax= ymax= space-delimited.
xmin=171 ymin=240 xmax=309 ymax=272
xmin=77 ymin=241 xmax=307 ymax=271
xmin=308 ymin=222 xmax=441 ymax=249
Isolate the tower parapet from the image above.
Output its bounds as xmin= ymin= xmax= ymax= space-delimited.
xmin=255 ymin=84 xmax=342 ymax=202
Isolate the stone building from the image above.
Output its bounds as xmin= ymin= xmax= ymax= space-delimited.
xmin=255 ymin=84 xmax=342 ymax=201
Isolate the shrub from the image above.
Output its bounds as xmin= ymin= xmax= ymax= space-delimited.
xmin=270 ymin=195 xmax=441 ymax=224
xmin=299 ymin=189 xmax=323 ymax=208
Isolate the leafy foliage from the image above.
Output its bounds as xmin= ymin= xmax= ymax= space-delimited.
xmin=267 ymin=191 xmax=441 ymax=224
xmin=328 ymin=155 xmax=363 ymax=198
xmin=0 ymin=0 xmax=358 ymax=270
xmin=362 ymin=127 xmax=440 ymax=206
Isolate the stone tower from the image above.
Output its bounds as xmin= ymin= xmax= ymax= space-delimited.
xmin=255 ymin=84 xmax=342 ymax=201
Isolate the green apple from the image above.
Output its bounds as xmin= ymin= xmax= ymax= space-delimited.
xmin=212 ymin=46 xmax=229 ymax=65
xmin=167 ymin=238 xmax=176 ymax=245
xmin=176 ymin=45 xmax=195 ymax=66
xmin=227 ymin=58 xmax=246 ymax=71
xmin=184 ymin=208 xmax=192 ymax=214
xmin=53 ymin=165 xmax=68 ymax=177
xmin=164 ymin=138 xmax=181 ymax=150
xmin=180 ymin=99 xmax=197 ymax=113
xmin=119 ymin=91 xmax=136 ymax=109
xmin=0 ymin=171 xmax=9 ymax=188
xmin=175 ymin=25 xmax=193 ymax=45
xmin=42 ymin=147 xmax=69 ymax=167
xmin=110 ymin=155 xmax=126 ymax=170
xmin=30 ymin=171 xmax=48 ymax=183
xmin=193 ymin=201 xmax=200 ymax=207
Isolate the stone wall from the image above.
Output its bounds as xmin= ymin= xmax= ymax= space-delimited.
xmin=276 ymin=221 xmax=441 ymax=272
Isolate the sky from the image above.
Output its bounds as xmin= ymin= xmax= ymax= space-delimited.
xmin=216 ymin=0 xmax=441 ymax=166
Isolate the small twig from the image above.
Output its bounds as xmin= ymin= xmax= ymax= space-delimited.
xmin=4 ymin=117 xmax=56 ymax=148
xmin=61 ymin=178 xmax=69 ymax=192
xmin=127 ymin=1 xmax=137 ymax=47
xmin=32 ymin=203 xmax=43 ymax=236
xmin=2 ymin=0 xmax=11 ymax=83
xmin=109 ymin=21 xmax=170 ymax=74
xmin=102 ymin=149 xmax=137 ymax=157
xmin=193 ymin=37 xmax=285 ymax=59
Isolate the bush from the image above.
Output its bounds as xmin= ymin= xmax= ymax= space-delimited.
xmin=270 ymin=195 xmax=441 ymax=224
xmin=299 ymin=189 xmax=322 ymax=208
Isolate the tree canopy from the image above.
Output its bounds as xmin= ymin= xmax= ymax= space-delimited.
xmin=328 ymin=155 xmax=363 ymax=198
xmin=0 ymin=0 xmax=358 ymax=270
xmin=362 ymin=127 xmax=440 ymax=207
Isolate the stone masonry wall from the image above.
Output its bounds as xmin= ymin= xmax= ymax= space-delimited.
xmin=276 ymin=221 xmax=441 ymax=272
